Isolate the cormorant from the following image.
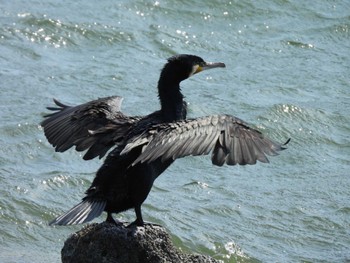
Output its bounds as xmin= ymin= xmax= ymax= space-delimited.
xmin=41 ymin=54 xmax=289 ymax=227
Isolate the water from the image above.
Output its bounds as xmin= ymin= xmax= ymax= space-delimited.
xmin=1 ymin=0 xmax=349 ymax=262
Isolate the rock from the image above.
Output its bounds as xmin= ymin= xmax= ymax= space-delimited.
xmin=61 ymin=222 xmax=220 ymax=263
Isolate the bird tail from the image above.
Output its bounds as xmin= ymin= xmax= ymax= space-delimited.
xmin=49 ymin=199 xmax=106 ymax=226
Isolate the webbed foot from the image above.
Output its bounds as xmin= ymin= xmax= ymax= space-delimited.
xmin=106 ymin=212 xmax=123 ymax=226
xmin=126 ymin=220 xmax=162 ymax=228
xmin=126 ymin=218 xmax=144 ymax=228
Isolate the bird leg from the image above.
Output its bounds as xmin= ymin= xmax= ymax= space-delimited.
xmin=106 ymin=212 xmax=123 ymax=226
xmin=126 ymin=205 xmax=144 ymax=228
xmin=126 ymin=205 xmax=162 ymax=228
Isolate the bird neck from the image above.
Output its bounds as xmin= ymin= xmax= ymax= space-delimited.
xmin=157 ymin=78 xmax=186 ymax=122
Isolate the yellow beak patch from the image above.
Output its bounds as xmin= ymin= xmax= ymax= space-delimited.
xmin=190 ymin=65 xmax=202 ymax=76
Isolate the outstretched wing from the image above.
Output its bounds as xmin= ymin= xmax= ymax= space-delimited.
xmin=41 ymin=96 xmax=138 ymax=160
xmin=122 ymin=114 xmax=289 ymax=166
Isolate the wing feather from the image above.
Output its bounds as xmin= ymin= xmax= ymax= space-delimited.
xmin=122 ymin=114 xmax=289 ymax=166
xmin=41 ymin=96 xmax=135 ymax=160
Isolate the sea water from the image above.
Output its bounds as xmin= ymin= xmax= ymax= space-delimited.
xmin=0 ymin=1 xmax=349 ymax=262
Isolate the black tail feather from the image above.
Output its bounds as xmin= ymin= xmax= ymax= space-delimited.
xmin=49 ymin=200 xmax=106 ymax=226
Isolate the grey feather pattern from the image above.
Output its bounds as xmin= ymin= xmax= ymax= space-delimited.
xmin=41 ymin=96 xmax=137 ymax=160
xmin=49 ymin=200 xmax=106 ymax=226
xmin=121 ymin=115 xmax=288 ymax=166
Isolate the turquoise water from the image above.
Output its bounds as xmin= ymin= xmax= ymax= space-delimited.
xmin=1 ymin=1 xmax=349 ymax=262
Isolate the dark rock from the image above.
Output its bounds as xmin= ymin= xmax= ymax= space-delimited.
xmin=61 ymin=222 xmax=220 ymax=263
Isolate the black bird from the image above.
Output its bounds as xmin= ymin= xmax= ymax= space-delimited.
xmin=41 ymin=54 xmax=289 ymax=227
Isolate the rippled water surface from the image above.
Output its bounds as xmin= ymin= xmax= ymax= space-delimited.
xmin=1 ymin=1 xmax=349 ymax=262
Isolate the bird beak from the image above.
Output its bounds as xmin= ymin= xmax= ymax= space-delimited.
xmin=194 ymin=62 xmax=226 ymax=74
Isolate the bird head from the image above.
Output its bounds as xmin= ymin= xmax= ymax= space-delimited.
xmin=162 ymin=54 xmax=226 ymax=83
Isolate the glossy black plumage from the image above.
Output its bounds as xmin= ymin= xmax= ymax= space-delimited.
xmin=41 ymin=54 xmax=289 ymax=226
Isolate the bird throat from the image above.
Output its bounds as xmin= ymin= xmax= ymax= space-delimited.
xmin=158 ymin=82 xmax=186 ymax=122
